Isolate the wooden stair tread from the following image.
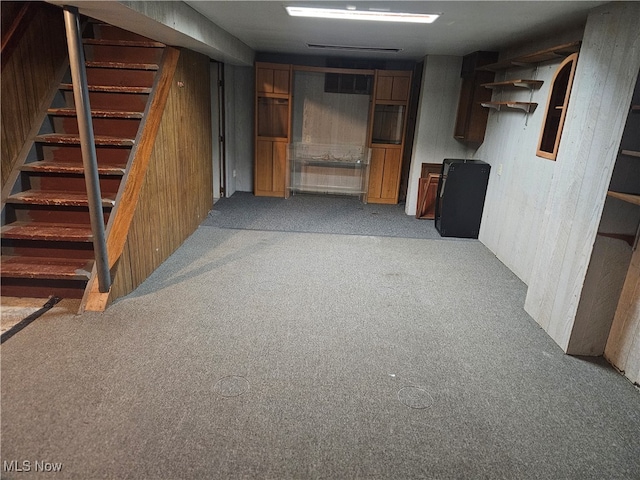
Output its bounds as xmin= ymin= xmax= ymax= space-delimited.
xmin=47 ymin=107 xmax=143 ymax=119
xmin=85 ymin=60 xmax=158 ymax=70
xmin=7 ymin=190 xmax=115 ymax=207
xmin=1 ymin=222 xmax=93 ymax=242
xmin=59 ymin=83 xmax=151 ymax=94
xmin=82 ymin=38 xmax=165 ymax=48
xmin=35 ymin=133 xmax=134 ymax=147
xmin=21 ymin=161 xmax=125 ymax=175
xmin=1 ymin=255 xmax=93 ymax=280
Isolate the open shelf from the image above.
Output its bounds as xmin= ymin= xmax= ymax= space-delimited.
xmin=631 ymin=105 xmax=640 ymax=112
xmin=482 ymin=79 xmax=544 ymax=89
xmin=478 ymin=41 xmax=581 ymax=72
xmin=481 ymin=101 xmax=537 ymax=113
xmin=621 ymin=149 xmax=640 ymax=158
xmin=607 ymin=190 xmax=640 ymax=206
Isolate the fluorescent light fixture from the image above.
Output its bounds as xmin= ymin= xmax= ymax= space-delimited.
xmin=286 ymin=6 xmax=440 ymax=24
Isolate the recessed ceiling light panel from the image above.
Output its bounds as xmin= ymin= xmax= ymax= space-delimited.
xmin=286 ymin=6 xmax=440 ymax=24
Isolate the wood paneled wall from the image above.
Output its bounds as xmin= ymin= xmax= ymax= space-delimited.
xmin=524 ymin=2 xmax=640 ymax=351
xmin=108 ymin=48 xmax=213 ymax=302
xmin=292 ymin=71 xmax=370 ymax=146
xmin=1 ymin=2 xmax=67 ymax=188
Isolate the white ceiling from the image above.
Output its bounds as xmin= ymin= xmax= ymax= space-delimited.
xmin=184 ymin=1 xmax=606 ymax=60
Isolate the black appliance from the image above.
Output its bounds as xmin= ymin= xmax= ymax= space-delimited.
xmin=435 ymin=159 xmax=491 ymax=238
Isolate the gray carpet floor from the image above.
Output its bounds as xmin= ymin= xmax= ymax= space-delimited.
xmin=203 ymin=192 xmax=442 ymax=239
xmin=2 ymin=194 xmax=640 ymax=479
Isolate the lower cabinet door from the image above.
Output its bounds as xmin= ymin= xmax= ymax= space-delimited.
xmin=367 ymin=147 xmax=401 ymax=204
xmin=255 ymin=140 xmax=287 ymax=197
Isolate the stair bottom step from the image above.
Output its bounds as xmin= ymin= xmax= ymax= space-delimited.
xmin=1 ymin=278 xmax=88 ymax=299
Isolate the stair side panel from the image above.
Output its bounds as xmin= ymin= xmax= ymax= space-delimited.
xmin=83 ymin=48 xmax=213 ymax=310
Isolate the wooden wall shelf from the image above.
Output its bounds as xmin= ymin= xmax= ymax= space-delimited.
xmin=621 ymin=149 xmax=640 ymax=158
xmin=482 ymin=79 xmax=544 ymax=89
xmin=481 ymin=101 xmax=537 ymax=113
xmin=607 ymin=190 xmax=640 ymax=206
xmin=478 ymin=41 xmax=581 ymax=72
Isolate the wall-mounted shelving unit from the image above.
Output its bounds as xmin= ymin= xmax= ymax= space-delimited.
xmin=453 ymin=43 xmax=581 ymax=144
xmin=607 ymin=147 xmax=640 ymax=206
xmin=478 ymin=43 xmax=581 ymax=122
xmin=606 ymin=98 xmax=640 ymax=206
xmin=480 ymin=78 xmax=542 ymax=114
xmin=477 ymin=41 xmax=581 ymax=72
xmin=481 ymin=101 xmax=538 ymax=113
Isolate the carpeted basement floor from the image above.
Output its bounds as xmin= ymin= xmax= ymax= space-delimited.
xmin=202 ymin=192 xmax=443 ymax=239
xmin=1 ymin=193 xmax=639 ymax=479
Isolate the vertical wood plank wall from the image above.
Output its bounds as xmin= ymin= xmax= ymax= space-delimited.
xmin=1 ymin=3 xmax=67 ymax=188
xmin=108 ymin=48 xmax=213 ymax=302
xmin=291 ymin=71 xmax=370 ymax=145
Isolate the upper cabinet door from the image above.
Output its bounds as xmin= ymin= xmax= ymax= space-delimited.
xmin=256 ymin=63 xmax=291 ymax=95
xmin=375 ymin=71 xmax=411 ymax=102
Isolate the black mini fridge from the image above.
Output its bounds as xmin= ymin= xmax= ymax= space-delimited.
xmin=435 ymin=159 xmax=490 ymax=238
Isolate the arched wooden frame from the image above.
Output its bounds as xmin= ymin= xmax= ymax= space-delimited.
xmin=537 ymin=53 xmax=579 ymax=160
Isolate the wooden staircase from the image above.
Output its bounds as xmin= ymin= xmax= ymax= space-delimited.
xmin=1 ymin=22 xmax=166 ymax=299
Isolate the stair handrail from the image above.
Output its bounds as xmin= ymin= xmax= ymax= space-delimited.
xmin=62 ymin=6 xmax=110 ymax=293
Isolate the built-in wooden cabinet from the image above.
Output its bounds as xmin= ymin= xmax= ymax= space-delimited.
xmin=254 ymin=63 xmax=412 ymax=204
xmin=256 ymin=63 xmax=290 ymax=94
xmin=368 ymin=147 xmax=402 ymax=203
xmin=255 ymin=139 xmax=287 ymax=197
xmin=254 ymin=62 xmax=291 ymax=197
xmin=453 ymin=51 xmax=498 ymax=147
xmin=367 ymin=70 xmax=412 ymax=204
xmin=374 ymin=71 xmax=411 ymax=102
